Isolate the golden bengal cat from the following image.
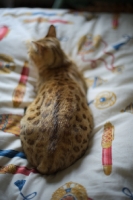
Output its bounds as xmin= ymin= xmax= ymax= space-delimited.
xmin=20 ymin=25 xmax=93 ymax=175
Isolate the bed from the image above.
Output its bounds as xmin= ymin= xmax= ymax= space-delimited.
xmin=0 ymin=8 xmax=133 ymax=200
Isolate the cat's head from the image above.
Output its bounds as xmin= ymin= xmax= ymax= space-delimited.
xmin=29 ymin=25 xmax=66 ymax=72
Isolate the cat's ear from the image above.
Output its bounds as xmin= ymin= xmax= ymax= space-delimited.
xmin=31 ymin=41 xmax=44 ymax=54
xmin=46 ymin=25 xmax=56 ymax=38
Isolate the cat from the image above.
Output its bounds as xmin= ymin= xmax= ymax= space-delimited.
xmin=20 ymin=25 xmax=93 ymax=175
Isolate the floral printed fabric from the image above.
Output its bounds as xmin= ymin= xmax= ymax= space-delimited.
xmin=0 ymin=8 xmax=133 ymax=200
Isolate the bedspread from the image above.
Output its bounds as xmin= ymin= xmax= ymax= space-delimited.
xmin=0 ymin=8 xmax=133 ymax=200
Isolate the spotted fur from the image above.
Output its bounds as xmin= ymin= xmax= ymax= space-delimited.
xmin=20 ymin=25 xmax=93 ymax=174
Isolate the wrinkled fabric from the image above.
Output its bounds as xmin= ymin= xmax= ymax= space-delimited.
xmin=0 ymin=8 xmax=133 ymax=200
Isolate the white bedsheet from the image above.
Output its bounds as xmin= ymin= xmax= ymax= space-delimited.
xmin=0 ymin=8 xmax=133 ymax=200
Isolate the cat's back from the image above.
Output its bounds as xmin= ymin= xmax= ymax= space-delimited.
xmin=20 ymin=65 xmax=93 ymax=174
xmin=24 ymin=76 xmax=87 ymax=126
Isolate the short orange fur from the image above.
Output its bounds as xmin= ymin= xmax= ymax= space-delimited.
xmin=20 ymin=25 xmax=93 ymax=174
